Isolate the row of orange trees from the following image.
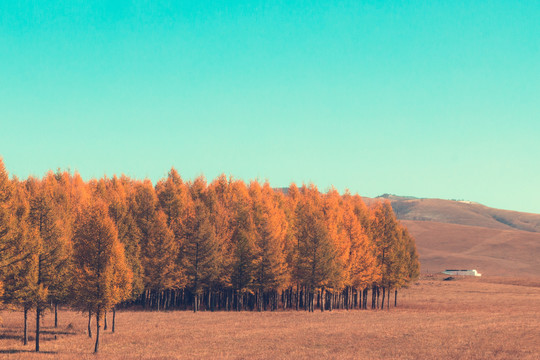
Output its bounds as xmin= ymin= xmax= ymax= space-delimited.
xmin=0 ymin=159 xmax=419 ymax=352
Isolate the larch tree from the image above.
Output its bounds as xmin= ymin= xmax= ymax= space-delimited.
xmin=71 ymin=200 xmax=132 ymax=353
xmin=0 ymin=180 xmax=38 ymax=345
xmin=43 ymin=171 xmax=76 ymax=328
xmin=206 ymin=176 xmax=235 ymax=304
xmin=142 ymin=211 xmax=184 ymax=310
xmin=156 ymin=168 xmax=190 ymax=237
xmin=181 ymin=199 xmax=219 ymax=312
xmin=283 ymin=183 xmax=301 ymax=310
xmin=322 ymin=188 xmax=350 ymax=309
xmin=130 ymin=179 xmax=158 ymax=251
xmin=370 ymin=200 xmax=403 ymax=309
xmin=26 ymin=177 xmax=70 ymax=352
xmin=156 ymin=169 xmax=192 ymax=309
xmin=393 ymin=226 xmax=420 ymax=306
xmin=229 ymin=180 xmax=257 ymax=310
xmin=342 ymin=195 xmax=379 ymax=309
xmin=104 ymin=176 xmax=144 ymax=302
xmin=296 ymin=185 xmax=339 ymax=312
xmin=250 ymin=181 xmax=288 ymax=311
xmin=0 ymin=158 xmax=20 ymax=308
xmin=230 ymin=225 xmax=257 ymax=310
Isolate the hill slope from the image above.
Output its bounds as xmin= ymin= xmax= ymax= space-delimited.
xmin=365 ymin=195 xmax=540 ymax=277
xmin=376 ymin=195 xmax=540 ymax=233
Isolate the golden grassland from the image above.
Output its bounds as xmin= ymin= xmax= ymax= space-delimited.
xmin=1 ymin=276 xmax=539 ymax=359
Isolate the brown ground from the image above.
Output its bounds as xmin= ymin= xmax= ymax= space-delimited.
xmin=404 ymin=220 xmax=540 ymax=277
xmin=1 ymin=276 xmax=539 ymax=359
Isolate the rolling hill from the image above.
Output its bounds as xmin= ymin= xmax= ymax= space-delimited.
xmin=365 ymin=195 xmax=540 ymax=278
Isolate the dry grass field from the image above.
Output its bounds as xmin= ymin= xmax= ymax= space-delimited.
xmin=1 ymin=276 xmax=539 ymax=359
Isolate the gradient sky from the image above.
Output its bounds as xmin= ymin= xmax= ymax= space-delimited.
xmin=1 ymin=1 xmax=539 ymax=213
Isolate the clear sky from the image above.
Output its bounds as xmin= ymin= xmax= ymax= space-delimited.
xmin=1 ymin=1 xmax=539 ymax=213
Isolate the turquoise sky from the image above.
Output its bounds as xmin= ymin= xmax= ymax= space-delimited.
xmin=1 ymin=1 xmax=539 ymax=213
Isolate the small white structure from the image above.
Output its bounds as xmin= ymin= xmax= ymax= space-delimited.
xmin=442 ymin=269 xmax=482 ymax=277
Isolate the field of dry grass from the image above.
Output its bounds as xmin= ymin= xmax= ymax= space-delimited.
xmin=1 ymin=276 xmax=539 ymax=359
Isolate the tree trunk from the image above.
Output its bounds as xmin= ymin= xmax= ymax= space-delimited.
xmin=112 ymin=307 xmax=116 ymax=333
xmin=54 ymin=302 xmax=58 ymax=328
xmin=387 ymin=288 xmax=390 ymax=310
xmin=395 ymin=289 xmax=398 ymax=307
xmin=35 ymin=306 xmax=40 ymax=352
xmin=363 ymin=288 xmax=368 ymax=310
xmin=23 ymin=307 xmax=28 ymax=345
xmin=381 ymin=287 xmax=386 ymax=310
xmin=94 ymin=311 xmax=101 ymax=353
xmin=88 ymin=311 xmax=92 ymax=338
xmin=104 ymin=311 xmax=108 ymax=330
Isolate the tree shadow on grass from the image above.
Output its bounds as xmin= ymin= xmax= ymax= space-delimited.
xmin=0 ymin=333 xmax=22 ymax=340
xmin=0 ymin=349 xmax=57 ymax=354
xmin=1 ymin=329 xmax=77 ymax=340
xmin=41 ymin=330 xmax=77 ymax=336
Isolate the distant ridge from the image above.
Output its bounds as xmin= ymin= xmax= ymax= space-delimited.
xmin=367 ymin=196 xmax=540 ymax=233
xmin=376 ymin=194 xmax=421 ymax=201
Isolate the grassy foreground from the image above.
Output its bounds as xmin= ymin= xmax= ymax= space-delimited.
xmin=1 ymin=276 xmax=539 ymax=359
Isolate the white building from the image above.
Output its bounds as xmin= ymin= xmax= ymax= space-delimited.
xmin=442 ymin=269 xmax=482 ymax=277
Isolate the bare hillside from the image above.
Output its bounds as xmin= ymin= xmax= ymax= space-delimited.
xmin=364 ymin=195 xmax=540 ymax=278
xmin=374 ymin=195 xmax=540 ymax=232
xmin=403 ymin=220 xmax=540 ymax=277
